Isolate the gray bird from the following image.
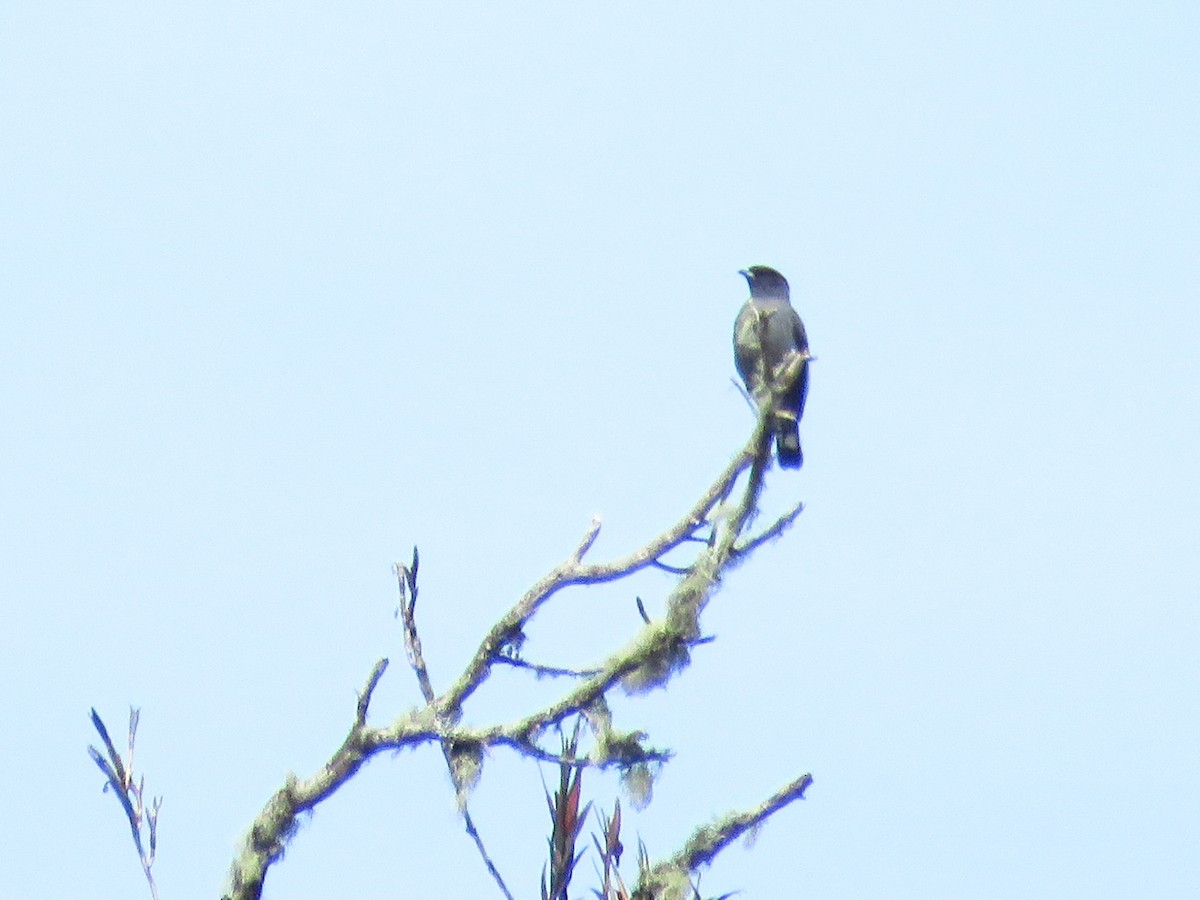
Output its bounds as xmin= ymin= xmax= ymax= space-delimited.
xmin=733 ymin=265 xmax=811 ymax=468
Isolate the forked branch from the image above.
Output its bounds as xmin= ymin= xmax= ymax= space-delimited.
xmin=213 ymin=406 xmax=805 ymax=899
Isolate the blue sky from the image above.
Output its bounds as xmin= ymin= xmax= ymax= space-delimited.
xmin=2 ymin=2 xmax=1197 ymax=897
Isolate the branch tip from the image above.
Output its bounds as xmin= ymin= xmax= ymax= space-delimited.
xmin=572 ymin=516 xmax=603 ymax=563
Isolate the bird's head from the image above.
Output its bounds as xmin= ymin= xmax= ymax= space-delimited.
xmin=739 ymin=265 xmax=790 ymax=300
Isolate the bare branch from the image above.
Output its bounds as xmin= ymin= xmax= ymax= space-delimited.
xmin=680 ymin=773 xmax=814 ymax=870
xmin=488 ymin=734 xmax=672 ymax=770
xmin=571 ymin=516 xmax=603 ymax=563
xmin=355 ymin=658 xmax=389 ymax=727
xmin=396 ymin=548 xmax=436 ymax=704
xmin=636 ymin=773 xmax=814 ymax=898
xmin=220 ymin=408 xmax=805 ymax=899
xmin=461 ymin=808 xmax=515 ymax=900
xmin=734 ymin=501 xmax=805 ymax=557
xmin=650 ymin=560 xmax=693 ymax=576
xmin=440 ymin=418 xmax=770 ymax=717
xmin=494 ymin=656 xmax=603 ymax=679
xmin=392 ymin=549 xmax=516 ymax=899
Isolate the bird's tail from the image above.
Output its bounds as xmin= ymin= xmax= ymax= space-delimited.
xmin=773 ymin=413 xmax=803 ymax=469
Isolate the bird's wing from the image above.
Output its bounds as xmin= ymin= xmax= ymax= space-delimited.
xmin=789 ymin=305 xmax=809 ymax=354
xmin=733 ymin=301 xmax=763 ymax=386
xmin=786 ymin=305 xmax=810 ymax=419
xmin=793 ymin=351 xmax=810 ymax=420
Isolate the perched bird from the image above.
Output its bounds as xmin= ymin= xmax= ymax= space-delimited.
xmin=733 ymin=265 xmax=811 ymax=468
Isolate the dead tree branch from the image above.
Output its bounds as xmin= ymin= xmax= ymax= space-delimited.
xmin=634 ymin=773 xmax=814 ymax=899
xmin=208 ymin=406 xmax=807 ymax=899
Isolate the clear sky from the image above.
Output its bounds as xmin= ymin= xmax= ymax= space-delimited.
xmin=2 ymin=2 xmax=1197 ymax=898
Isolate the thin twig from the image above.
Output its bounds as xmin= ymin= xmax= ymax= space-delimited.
xmin=398 ymin=551 xmax=516 ymax=897
xmin=493 ymin=656 xmax=603 ymax=679
xmin=440 ymin=424 xmax=766 ymax=716
xmin=396 ymin=548 xmax=516 ymax=898
xmin=734 ymin=501 xmax=805 ymax=557
xmin=355 ymin=659 xmax=389 ymax=727
xmin=635 ymin=597 xmax=651 ymax=624
xmin=571 ymin=516 xmax=603 ymax=563
xmin=489 ymin=735 xmax=672 ymax=769
xmin=461 ymin=809 xmax=516 ymax=900
xmin=730 ymin=375 xmax=757 ymax=413
xmin=396 ymin=547 xmax=436 ymax=704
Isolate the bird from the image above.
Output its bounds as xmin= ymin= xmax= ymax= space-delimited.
xmin=733 ymin=265 xmax=811 ymax=468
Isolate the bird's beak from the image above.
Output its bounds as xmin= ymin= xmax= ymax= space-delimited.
xmin=738 ymin=268 xmax=751 ymax=280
